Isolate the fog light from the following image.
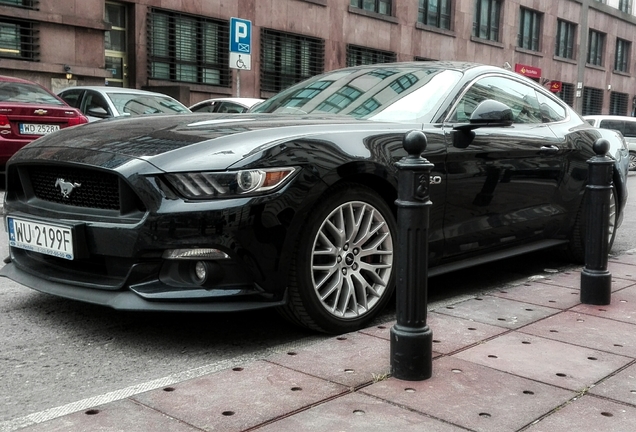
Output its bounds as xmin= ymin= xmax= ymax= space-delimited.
xmin=193 ymin=261 xmax=208 ymax=285
xmin=163 ymin=248 xmax=230 ymax=260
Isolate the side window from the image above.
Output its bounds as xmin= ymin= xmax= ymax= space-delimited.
xmin=622 ymin=121 xmax=636 ymax=138
xmin=450 ymin=76 xmax=543 ymax=124
xmin=59 ymin=89 xmax=83 ymax=108
xmin=536 ymin=92 xmax=566 ymax=122
xmin=599 ymin=120 xmax=624 ymax=134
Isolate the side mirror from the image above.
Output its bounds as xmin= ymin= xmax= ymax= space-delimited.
xmin=452 ymin=100 xmax=513 ymax=148
xmin=87 ymin=106 xmax=110 ymax=118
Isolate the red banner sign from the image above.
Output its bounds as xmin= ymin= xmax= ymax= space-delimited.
xmin=548 ymin=81 xmax=562 ymax=93
xmin=515 ymin=63 xmax=541 ymax=78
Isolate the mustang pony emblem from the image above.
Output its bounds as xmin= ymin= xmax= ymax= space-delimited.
xmin=55 ymin=178 xmax=81 ymax=198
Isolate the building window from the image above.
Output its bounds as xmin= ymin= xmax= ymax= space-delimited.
xmin=555 ymin=20 xmax=576 ymax=60
xmin=0 ymin=18 xmax=38 ymax=60
xmin=615 ymin=38 xmax=630 ymax=73
xmin=346 ymin=45 xmax=396 ymax=67
xmin=147 ymin=9 xmax=230 ymax=86
xmin=619 ymin=0 xmax=632 ymax=13
xmin=518 ymin=8 xmax=541 ymax=51
xmin=587 ymin=30 xmax=605 ymax=66
xmin=260 ymin=29 xmax=324 ymax=94
xmin=582 ymin=87 xmax=603 ymax=115
xmin=0 ymin=0 xmax=38 ymax=9
xmin=418 ymin=0 xmax=451 ymax=30
xmin=554 ymin=82 xmax=575 ymax=107
xmin=610 ymin=92 xmax=629 ymax=115
xmin=350 ymin=0 xmax=392 ymax=15
xmin=473 ymin=0 xmax=501 ymax=42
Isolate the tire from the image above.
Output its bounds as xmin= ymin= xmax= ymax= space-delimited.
xmin=566 ymin=185 xmax=618 ymax=263
xmin=278 ymin=184 xmax=396 ymax=334
xmin=629 ymin=152 xmax=636 ymax=171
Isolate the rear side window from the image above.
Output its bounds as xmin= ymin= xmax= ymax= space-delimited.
xmin=622 ymin=121 xmax=636 ymax=138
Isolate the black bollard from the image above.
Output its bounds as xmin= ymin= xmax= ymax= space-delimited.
xmin=390 ymin=130 xmax=433 ymax=381
xmin=580 ymin=138 xmax=613 ymax=305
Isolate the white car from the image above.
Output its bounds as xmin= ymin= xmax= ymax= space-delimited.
xmin=584 ymin=115 xmax=636 ymax=170
xmin=189 ymin=97 xmax=264 ymax=114
xmin=58 ymin=86 xmax=190 ymax=122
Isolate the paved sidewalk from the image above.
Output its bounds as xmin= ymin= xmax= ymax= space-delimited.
xmin=15 ymin=254 xmax=636 ymax=431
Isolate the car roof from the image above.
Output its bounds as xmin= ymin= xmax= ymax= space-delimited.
xmin=0 ymin=74 xmax=43 ymax=84
xmin=190 ymin=97 xmax=264 ymax=107
xmin=59 ymin=86 xmax=174 ymax=96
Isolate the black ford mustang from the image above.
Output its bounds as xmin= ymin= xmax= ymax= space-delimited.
xmin=0 ymin=62 xmax=628 ymax=333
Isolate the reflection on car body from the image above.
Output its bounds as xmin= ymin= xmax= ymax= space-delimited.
xmin=57 ymin=86 xmax=190 ymax=122
xmin=1 ymin=62 xmax=629 ymax=334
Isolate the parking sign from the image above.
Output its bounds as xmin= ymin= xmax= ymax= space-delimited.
xmin=230 ymin=17 xmax=252 ymax=70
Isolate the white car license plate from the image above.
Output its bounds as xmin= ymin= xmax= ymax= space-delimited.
xmin=19 ymin=123 xmax=60 ymax=135
xmin=7 ymin=217 xmax=74 ymax=260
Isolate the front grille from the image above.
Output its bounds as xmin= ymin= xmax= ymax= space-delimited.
xmin=28 ymin=165 xmax=121 ymax=210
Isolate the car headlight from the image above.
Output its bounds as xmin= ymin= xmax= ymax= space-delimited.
xmin=165 ymin=167 xmax=297 ymax=199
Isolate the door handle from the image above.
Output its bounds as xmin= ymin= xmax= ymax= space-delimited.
xmin=540 ymin=145 xmax=559 ymax=154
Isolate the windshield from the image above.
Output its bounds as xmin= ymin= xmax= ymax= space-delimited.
xmin=106 ymin=93 xmax=190 ymax=116
xmin=0 ymin=82 xmax=64 ymax=105
xmin=251 ymin=66 xmax=462 ymax=123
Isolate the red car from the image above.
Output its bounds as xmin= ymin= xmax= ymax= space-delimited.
xmin=0 ymin=75 xmax=88 ymax=182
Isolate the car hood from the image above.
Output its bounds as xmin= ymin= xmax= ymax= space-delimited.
xmin=12 ymin=113 xmax=410 ymax=172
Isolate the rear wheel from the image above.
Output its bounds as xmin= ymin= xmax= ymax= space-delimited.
xmin=629 ymin=152 xmax=636 ymax=171
xmin=278 ymin=184 xmax=396 ymax=333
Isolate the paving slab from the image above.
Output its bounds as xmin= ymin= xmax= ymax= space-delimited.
xmin=435 ymin=295 xmax=559 ymax=329
xmin=589 ymin=362 xmax=636 ymax=406
xmin=520 ymin=310 xmax=636 ymax=357
xmin=609 ymin=252 xmax=636 ymax=266
xmin=255 ymin=392 xmax=466 ymax=432
xmin=537 ymin=269 xmax=634 ymax=291
xmin=571 ymin=284 xmax=636 ymax=325
xmin=131 ymin=360 xmax=348 ymax=432
xmin=359 ymin=322 xmax=393 ymax=340
xmin=607 ymin=261 xmax=636 ymax=282
xmin=18 ymin=399 xmax=200 ymax=432
xmin=454 ymin=332 xmax=632 ymax=391
xmin=425 ymin=311 xmax=508 ymax=354
xmin=362 ymin=356 xmax=575 ymax=432
xmin=524 ymin=394 xmax=636 ymax=432
xmin=490 ymin=280 xmax=580 ymax=309
xmin=266 ymin=332 xmax=393 ymax=388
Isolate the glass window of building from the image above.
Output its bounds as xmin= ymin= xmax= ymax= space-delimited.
xmin=610 ymin=92 xmax=629 ymax=116
xmin=582 ymin=87 xmax=603 ymax=115
xmin=554 ymin=82 xmax=575 ymax=107
xmin=260 ymin=29 xmax=324 ymax=94
xmin=0 ymin=0 xmax=37 ymax=8
xmin=473 ymin=0 xmax=501 ymax=42
xmin=147 ymin=9 xmax=230 ymax=87
xmin=619 ymin=0 xmax=632 ymax=13
xmin=615 ymin=38 xmax=630 ymax=73
xmin=350 ymin=0 xmax=392 ymax=15
xmin=0 ymin=18 xmax=37 ymax=60
xmin=346 ymin=45 xmax=396 ymax=67
xmin=587 ymin=30 xmax=605 ymax=66
xmin=418 ymin=0 xmax=451 ymax=30
xmin=555 ymin=19 xmax=576 ymax=60
xmin=518 ymin=8 xmax=541 ymax=51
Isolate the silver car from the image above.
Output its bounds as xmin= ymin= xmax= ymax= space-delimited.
xmin=58 ymin=86 xmax=190 ymax=122
xmin=584 ymin=115 xmax=636 ymax=170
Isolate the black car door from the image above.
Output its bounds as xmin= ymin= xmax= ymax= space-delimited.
xmin=441 ymin=75 xmax=569 ymax=261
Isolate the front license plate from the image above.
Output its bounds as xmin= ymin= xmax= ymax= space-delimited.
xmin=8 ymin=217 xmax=74 ymax=260
xmin=19 ymin=123 xmax=60 ymax=135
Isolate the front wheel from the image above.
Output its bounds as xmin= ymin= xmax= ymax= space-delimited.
xmin=629 ymin=152 xmax=636 ymax=171
xmin=278 ymin=184 xmax=396 ymax=333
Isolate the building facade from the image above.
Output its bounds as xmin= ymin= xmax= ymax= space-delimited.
xmin=2 ymin=0 xmax=636 ymax=116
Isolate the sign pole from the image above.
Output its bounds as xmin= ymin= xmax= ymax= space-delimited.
xmin=237 ymin=69 xmax=241 ymax=98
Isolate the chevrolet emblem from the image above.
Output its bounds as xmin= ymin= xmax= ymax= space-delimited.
xmin=33 ymin=109 xmax=48 ymax=115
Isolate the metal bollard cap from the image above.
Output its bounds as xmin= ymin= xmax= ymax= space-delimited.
xmin=593 ymin=138 xmax=610 ymax=156
xmin=403 ymin=130 xmax=427 ymax=157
